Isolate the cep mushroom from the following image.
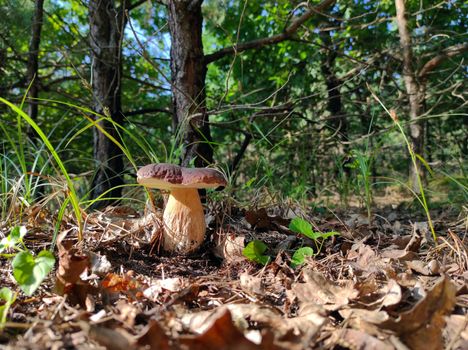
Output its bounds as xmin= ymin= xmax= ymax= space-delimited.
xmin=137 ymin=163 xmax=227 ymax=254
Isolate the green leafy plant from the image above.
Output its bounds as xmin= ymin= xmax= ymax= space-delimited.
xmin=242 ymin=240 xmax=270 ymax=266
xmin=289 ymin=217 xmax=339 ymax=242
xmin=0 ymin=287 xmax=16 ymax=329
xmin=289 ymin=217 xmax=339 ymax=267
xmin=0 ymin=226 xmax=55 ymax=296
xmin=348 ymin=149 xmax=374 ymax=222
xmin=291 ymin=247 xmax=314 ymax=268
xmin=0 ymin=226 xmax=28 ymax=254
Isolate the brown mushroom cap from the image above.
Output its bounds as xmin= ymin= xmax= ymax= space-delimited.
xmin=137 ymin=163 xmax=227 ymax=190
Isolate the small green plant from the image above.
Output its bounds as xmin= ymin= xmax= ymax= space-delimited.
xmin=0 ymin=287 xmax=16 ymax=329
xmin=289 ymin=217 xmax=339 ymax=267
xmin=0 ymin=226 xmax=55 ymax=296
xmin=369 ymin=90 xmax=437 ymax=242
xmin=348 ymin=149 xmax=373 ymax=222
xmin=290 ymin=247 xmax=314 ymax=268
xmin=335 ymin=155 xmax=350 ymax=206
xmin=242 ymin=240 xmax=270 ymax=265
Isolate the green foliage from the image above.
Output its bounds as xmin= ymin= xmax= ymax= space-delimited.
xmin=0 ymin=226 xmax=27 ymax=253
xmin=242 ymin=240 xmax=270 ymax=266
xmin=12 ymin=250 xmax=55 ymax=296
xmin=1 ymin=226 xmax=55 ymax=296
xmin=0 ymin=287 xmax=16 ymax=329
xmin=291 ymin=247 xmax=314 ymax=268
xmin=348 ymin=148 xmax=374 ymax=221
xmin=1 ymin=0 xmax=466 ymax=216
xmin=289 ymin=217 xmax=339 ymax=266
xmin=0 ymin=97 xmax=83 ymax=237
xmin=289 ymin=217 xmax=339 ymax=242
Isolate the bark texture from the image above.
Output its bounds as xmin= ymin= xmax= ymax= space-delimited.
xmin=395 ymin=0 xmax=426 ymax=192
xmin=89 ymin=0 xmax=126 ymax=205
xmin=166 ymin=0 xmax=336 ymax=168
xmin=167 ymin=0 xmax=213 ymax=168
xmin=27 ymin=0 xmax=45 ymax=122
xmin=320 ymin=27 xmax=347 ymax=142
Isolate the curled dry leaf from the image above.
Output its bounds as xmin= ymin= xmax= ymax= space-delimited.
xmin=143 ymin=277 xmax=184 ymax=301
xmin=405 ymin=260 xmax=435 ymax=276
xmin=179 ymin=308 xmax=272 ymax=350
xmin=87 ymin=324 xmax=135 ymax=350
xmin=381 ymin=275 xmax=457 ymax=350
xmin=115 ymin=300 xmax=139 ymax=328
xmin=240 ymin=272 xmax=264 ymax=295
xmin=331 ymin=329 xmax=394 ymax=350
xmin=444 ymin=314 xmax=468 ymax=350
xmin=356 ymin=278 xmax=402 ymax=309
xmin=347 ymin=243 xmax=387 ymax=276
xmin=54 ymin=230 xmax=91 ymax=303
xmin=180 ymin=303 xmax=325 ymax=349
xmin=88 ymin=251 xmax=112 ymax=276
xmin=245 ymin=208 xmax=290 ymax=231
xmin=381 ymin=279 xmax=403 ymax=308
xmin=212 ymin=232 xmax=245 ymax=262
xmin=340 ymin=308 xmax=390 ymax=325
xmin=101 ymin=271 xmax=146 ymax=301
xmin=181 ymin=304 xmax=279 ymax=335
xmin=290 ymin=268 xmax=358 ymax=311
xmin=137 ymin=320 xmax=171 ymax=350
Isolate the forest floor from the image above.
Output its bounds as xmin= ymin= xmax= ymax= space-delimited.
xmin=0 ymin=195 xmax=467 ymax=350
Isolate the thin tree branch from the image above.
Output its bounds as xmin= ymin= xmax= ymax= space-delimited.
xmin=42 ymin=76 xmax=81 ymax=90
xmin=230 ymin=133 xmax=252 ymax=174
xmin=123 ymin=107 xmax=172 ymax=116
xmin=418 ymin=43 xmax=468 ymax=79
xmin=126 ymin=0 xmax=150 ymax=12
xmin=123 ymin=74 xmax=171 ymax=91
xmin=204 ymin=0 xmax=336 ymax=64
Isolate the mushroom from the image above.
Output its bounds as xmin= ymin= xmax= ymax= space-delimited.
xmin=137 ymin=163 xmax=227 ymax=254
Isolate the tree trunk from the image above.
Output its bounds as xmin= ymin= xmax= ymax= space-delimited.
xmin=27 ymin=0 xmax=44 ymax=122
xmin=395 ymin=0 xmax=425 ymax=193
xmin=88 ymin=0 xmax=126 ymax=205
xmin=167 ymin=0 xmax=213 ymax=168
xmin=320 ymin=26 xmax=349 ymax=175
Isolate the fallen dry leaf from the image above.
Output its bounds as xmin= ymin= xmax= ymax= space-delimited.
xmin=87 ymin=323 xmax=135 ymax=350
xmin=179 ymin=308 xmax=274 ymax=350
xmin=212 ymin=232 xmax=245 ymax=262
xmin=240 ymin=272 xmax=264 ymax=295
xmin=137 ymin=320 xmax=172 ymax=350
xmin=245 ymin=208 xmax=290 ymax=231
xmin=54 ymin=230 xmax=93 ymax=307
xmin=381 ymin=275 xmax=457 ymax=350
xmin=290 ymin=268 xmax=358 ymax=311
xmin=444 ymin=314 xmax=468 ymax=350
xmin=331 ymin=329 xmax=394 ymax=350
xmin=101 ymin=271 xmax=146 ymax=301
xmin=408 ymin=259 xmax=439 ymax=276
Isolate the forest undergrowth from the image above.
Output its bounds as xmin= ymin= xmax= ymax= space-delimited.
xmin=0 ymin=148 xmax=466 ymax=349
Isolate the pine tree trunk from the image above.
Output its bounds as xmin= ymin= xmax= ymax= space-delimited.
xmin=88 ymin=0 xmax=126 ymax=205
xmin=320 ymin=26 xmax=349 ymax=175
xmin=395 ymin=0 xmax=425 ymax=193
xmin=27 ymin=0 xmax=44 ymax=122
xmin=167 ymin=0 xmax=213 ymax=167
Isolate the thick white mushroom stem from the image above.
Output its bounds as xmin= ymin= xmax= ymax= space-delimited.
xmin=162 ymin=187 xmax=206 ymax=253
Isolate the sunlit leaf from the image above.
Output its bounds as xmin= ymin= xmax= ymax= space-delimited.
xmin=242 ymin=240 xmax=270 ymax=266
xmin=289 ymin=217 xmax=318 ymax=240
xmin=12 ymin=250 xmax=55 ymax=296
xmin=291 ymin=247 xmax=315 ymax=268
xmin=0 ymin=287 xmax=16 ymax=328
